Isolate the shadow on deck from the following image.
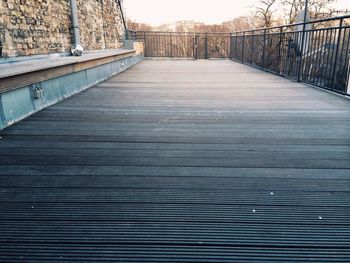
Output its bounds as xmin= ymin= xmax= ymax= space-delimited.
xmin=0 ymin=59 xmax=350 ymax=262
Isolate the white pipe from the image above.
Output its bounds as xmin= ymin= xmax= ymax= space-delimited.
xmin=69 ymin=0 xmax=83 ymax=56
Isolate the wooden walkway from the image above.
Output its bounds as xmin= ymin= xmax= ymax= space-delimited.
xmin=0 ymin=59 xmax=350 ymax=262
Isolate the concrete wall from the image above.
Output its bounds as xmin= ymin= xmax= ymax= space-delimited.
xmin=0 ymin=0 xmax=125 ymax=57
xmin=124 ymin=40 xmax=144 ymax=56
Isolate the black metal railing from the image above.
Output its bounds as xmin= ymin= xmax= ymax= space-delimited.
xmin=126 ymin=29 xmax=137 ymax=40
xmin=127 ymin=15 xmax=350 ymax=94
xmin=130 ymin=31 xmax=231 ymax=59
xmin=231 ymin=15 xmax=350 ymax=94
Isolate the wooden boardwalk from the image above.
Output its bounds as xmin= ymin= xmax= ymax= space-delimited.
xmin=0 ymin=59 xmax=350 ymax=262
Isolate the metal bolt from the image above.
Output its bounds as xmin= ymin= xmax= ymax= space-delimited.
xmin=319 ymin=216 xmax=323 ymax=220
xmin=252 ymin=209 xmax=256 ymax=213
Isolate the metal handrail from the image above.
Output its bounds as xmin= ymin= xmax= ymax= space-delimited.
xmin=230 ymin=15 xmax=350 ymax=95
xmin=130 ymin=31 xmax=231 ymax=35
xmin=231 ymin=14 xmax=350 ymax=35
xmin=130 ymin=15 xmax=350 ymax=95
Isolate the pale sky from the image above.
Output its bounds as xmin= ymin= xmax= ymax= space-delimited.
xmin=124 ymin=0 xmax=349 ymax=26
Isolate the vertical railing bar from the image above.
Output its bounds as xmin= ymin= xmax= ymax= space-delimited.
xmin=331 ymin=18 xmax=344 ymax=91
xmin=341 ymin=29 xmax=350 ymax=93
xmin=158 ymin=34 xmax=160 ymax=56
xmin=163 ymin=33 xmax=165 ymax=56
xmin=326 ymin=28 xmax=337 ymax=87
xmin=251 ymin=30 xmax=255 ymax=64
xmin=162 ymin=33 xmax=165 ymax=57
xmin=306 ymin=29 xmax=314 ymax=84
xmin=161 ymin=34 xmax=168 ymax=57
xmin=297 ymin=24 xmax=306 ymax=82
xmin=284 ymin=32 xmax=290 ymax=76
xmin=157 ymin=35 xmax=164 ymax=57
xmin=261 ymin=29 xmax=267 ymax=68
xmin=345 ymin=29 xmax=350 ymax=94
xmin=278 ymin=27 xmax=283 ymax=74
xmin=308 ymin=29 xmax=315 ymax=84
xmin=205 ymin=33 xmax=208 ymax=59
xmin=292 ymin=31 xmax=297 ymax=78
xmin=312 ymin=30 xmax=320 ymax=85
xmin=227 ymin=34 xmax=231 ymax=59
xmin=151 ymin=33 xmax=154 ymax=57
xmin=152 ymin=34 xmax=155 ymax=57
xmin=170 ymin=32 xmax=173 ymax=58
xmin=235 ymin=34 xmax=238 ymax=60
xmin=241 ymin=32 xmax=245 ymax=63
xmin=144 ymin=32 xmax=147 ymax=57
xmin=319 ymin=29 xmax=329 ymax=87
xmin=312 ymin=29 xmax=320 ymax=83
xmin=312 ymin=30 xmax=325 ymax=85
xmin=193 ymin=34 xmax=197 ymax=60
xmin=230 ymin=34 xmax=233 ymax=59
xmin=323 ymin=29 xmax=333 ymax=87
xmin=158 ymin=34 xmax=160 ymax=57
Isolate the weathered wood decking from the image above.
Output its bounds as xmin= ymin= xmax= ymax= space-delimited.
xmin=0 ymin=59 xmax=350 ymax=262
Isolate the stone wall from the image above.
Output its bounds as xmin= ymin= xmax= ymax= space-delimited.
xmin=0 ymin=0 xmax=125 ymax=57
xmin=133 ymin=41 xmax=144 ymax=56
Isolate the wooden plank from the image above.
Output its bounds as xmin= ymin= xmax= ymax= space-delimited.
xmin=0 ymin=50 xmax=135 ymax=78
xmin=0 ymin=51 xmax=135 ymax=93
xmin=0 ymin=59 xmax=349 ymax=262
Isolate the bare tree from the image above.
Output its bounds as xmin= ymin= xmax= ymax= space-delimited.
xmin=127 ymin=19 xmax=153 ymax=31
xmin=280 ymin=0 xmax=337 ymax=24
xmin=255 ymin=0 xmax=278 ymax=27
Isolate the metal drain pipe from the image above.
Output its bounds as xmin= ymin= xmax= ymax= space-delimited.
xmin=69 ymin=0 xmax=84 ymax=56
xmin=117 ymin=0 xmax=128 ymax=39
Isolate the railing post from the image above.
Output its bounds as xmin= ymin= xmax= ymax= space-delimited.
xmin=228 ymin=33 xmax=231 ymax=59
xmin=170 ymin=32 xmax=173 ymax=58
xmin=205 ymin=33 xmax=208 ymax=59
xmin=144 ymin=32 xmax=147 ymax=57
xmin=251 ymin=30 xmax=254 ymax=64
xmin=278 ymin=26 xmax=283 ymax=74
xmin=297 ymin=1 xmax=309 ymax=82
xmin=241 ymin=32 xmax=245 ymax=63
xmin=194 ymin=34 xmax=198 ymax=60
xmin=233 ymin=34 xmax=237 ymax=59
xmin=261 ymin=29 xmax=267 ymax=68
xmin=297 ymin=23 xmax=306 ymax=82
xmin=331 ymin=18 xmax=344 ymax=91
